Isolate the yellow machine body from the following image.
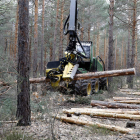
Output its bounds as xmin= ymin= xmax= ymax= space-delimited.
xmin=63 ymin=62 xmax=74 ymax=79
xmin=46 ymin=52 xmax=78 ymax=87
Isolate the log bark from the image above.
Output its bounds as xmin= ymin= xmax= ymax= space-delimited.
xmin=113 ymin=97 xmax=140 ymax=101
xmin=29 ymin=77 xmax=49 ymax=84
xmin=54 ymin=115 xmax=133 ymax=134
xmin=63 ymin=109 xmax=140 ymax=120
xmin=117 ymin=100 xmax=140 ymax=104
xmin=74 ymin=68 xmax=135 ymax=80
xmin=0 ymin=68 xmax=136 ymax=86
xmin=123 ymin=92 xmax=140 ymax=96
xmin=91 ymin=100 xmax=140 ymax=109
xmin=120 ymin=89 xmax=135 ymax=92
xmin=63 ymin=108 xmax=140 ymax=115
xmin=30 ymin=68 xmax=135 ymax=83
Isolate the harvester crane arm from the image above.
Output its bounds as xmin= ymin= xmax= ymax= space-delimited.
xmin=63 ymin=0 xmax=87 ymax=57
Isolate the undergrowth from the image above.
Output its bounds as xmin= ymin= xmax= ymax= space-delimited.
xmin=88 ymin=125 xmax=118 ymax=136
xmin=2 ymin=131 xmax=33 ymax=140
xmin=0 ymin=96 xmax=16 ymax=121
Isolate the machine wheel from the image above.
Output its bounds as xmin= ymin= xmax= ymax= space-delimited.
xmin=91 ymin=78 xmax=99 ymax=94
xmin=99 ymin=77 xmax=108 ymax=90
xmin=75 ymin=80 xmax=92 ymax=96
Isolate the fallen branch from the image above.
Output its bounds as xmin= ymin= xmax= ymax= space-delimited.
xmin=91 ymin=100 xmax=140 ymax=109
xmin=0 ymin=81 xmax=16 ymax=86
xmin=63 ymin=109 xmax=140 ymax=120
xmin=63 ymin=108 xmax=140 ymax=115
xmin=54 ymin=115 xmax=133 ymax=134
xmin=0 ymin=86 xmax=11 ymax=96
xmin=0 ymin=81 xmax=10 ymax=86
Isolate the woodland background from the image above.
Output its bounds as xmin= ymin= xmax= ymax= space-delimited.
xmin=0 ymin=0 xmax=140 ymax=84
xmin=0 ymin=0 xmax=140 ymax=139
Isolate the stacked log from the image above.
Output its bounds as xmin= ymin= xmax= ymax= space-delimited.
xmin=63 ymin=108 xmax=140 ymax=115
xmin=54 ymin=115 xmax=133 ymax=134
xmin=63 ymin=109 xmax=140 ymax=120
xmin=113 ymin=97 xmax=140 ymax=101
xmin=90 ymin=100 xmax=140 ymax=109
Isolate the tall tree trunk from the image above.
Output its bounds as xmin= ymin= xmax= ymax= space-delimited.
xmin=16 ymin=0 xmax=31 ymax=126
xmin=114 ymin=36 xmax=117 ymax=70
xmin=129 ymin=0 xmax=137 ymax=89
xmin=116 ymin=48 xmax=119 ymax=69
xmin=124 ymin=45 xmax=126 ymax=69
xmin=127 ymin=12 xmax=131 ymax=84
xmin=44 ymin=46 xmax=47 ymax=75
xmin=104 ymin=30 xmax=106 ymax=66
xmin=105 ymin=37 xmax=109 ymax=70
xmin=108 ymin=0 xmax=114 ymax=91
xmin=88 ymin=23 xmax=90 ymax=41
xmin=10 ymin=31 xmax=13 ymax=57
xmin=135 ymin=31 xmax=137 ymax=68
xmin=52 ymin=0 xmax=60 ymax=61
xmin=121 ymin=38 xmax=124 ymax=69
xmin=59 ymin=0 xmax=64 ymax=59
xmin=29 ymin=8 xmax=33 ymax=74
xmin=32 ymin=0 xmax=38 ymax=92
xmin=93 ymin=32 xmax=96 ymax=57
xmin=14 ymin=1 xmax=19 ymax=59
xmin=50 ymin=43 xmax=53 ymax=61
xmin=114 ymin=36 xmax=117 ymax=69
xmin=80 ymin=9 xmax=84 ymax=41
xmin=96 ymin=25 xmax=100 ymax=56
xmin=40 ymin=0 xmax=45 ymax=76
xmin=5 ymin=38 xmax=8 ymax=53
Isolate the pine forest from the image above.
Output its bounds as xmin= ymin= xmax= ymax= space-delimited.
xmin=0 ymin=0 xmax=140 ymax=139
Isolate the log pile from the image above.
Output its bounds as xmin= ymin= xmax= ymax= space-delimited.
xmin=113 ymin=97 xmax=140 ymax=104
xmin=90 ymin=100 xmax=140 ymax=109
xmin=54 ymin=115 xmax=133 ymax=134
xmin=113 ymin=97 xmax=140 ymax=101
xmin=63 ymin=108 xmax=140 ymax=119
xmin=54 ymin=89 xmax=140 ymax=134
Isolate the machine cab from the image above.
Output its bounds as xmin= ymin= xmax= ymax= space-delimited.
xmin=76 ymin=41 xmax=93 ymax=60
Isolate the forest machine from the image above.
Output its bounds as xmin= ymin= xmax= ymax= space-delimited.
xmin=45 ymin=0 xmax=108 ymax=96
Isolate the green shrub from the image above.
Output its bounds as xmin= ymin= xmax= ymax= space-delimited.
xmin=0 ymin=97 xmax=16 ymax=121
xmin=4 ymin=131 xmax=33 ymax=140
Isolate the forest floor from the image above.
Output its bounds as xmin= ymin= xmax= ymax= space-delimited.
xmin=1 ymin=80 xmax=140 ymax=140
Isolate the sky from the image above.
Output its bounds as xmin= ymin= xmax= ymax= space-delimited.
xmin=106 ymin=0 xmax=110 ymax=4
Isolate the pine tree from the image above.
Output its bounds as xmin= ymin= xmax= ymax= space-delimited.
xmin=16 ymin=0 xmax=31 ymax=126
xmin=32 ymin=0 xmax=38 ymax=92
xmin=108 ymin=0 xmax=114 ymax=91
xmin=40 ymin=0 xmax=45 ymax=76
